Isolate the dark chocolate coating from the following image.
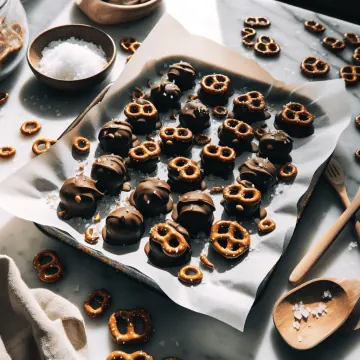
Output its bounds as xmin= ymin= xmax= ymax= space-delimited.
xmin=238 ymin=157 xmax=277 ymax=191
xmin=167 ymin=62 xmax=196 ymax=90
xmin=198 ymin=75 xmax=233 ymax=106
xmin=145 ymin=220 xmax=191 ymax=268
xmin=172 ymin=191 xmax=215 ymax=235
xmin=167 ymin=165 xmax=206 ymax=193
xmin=160 ymin=137 xmax=193 ymax=155
xmin=274 ymin=111 xmax=314 ymax=138
xmin=59 ymin=175 xmax=103 ymax=219
xmin=150 ymin=79 xmax=182 ymax=111
xmin=127 ymin=155 xmax=160 ymax=174
xmin=200 ymin=150 xmax=235 ymax=179
xmin=231 ymin=99 xmax=271 ymax=124
xmin=102 ymin=206 xmax=144 ymax=246
xmin=258 ymin=130 xmax=293 ymax=162
xmin=179 ymin=99 xmax=210 ymax=133
xmin=129 ymin=178 xmax=173 ymax=216
xmin=91 ymin=154 xmax=128 ymax=195
xmin=98 ymin=120 xmax=139 ymax=157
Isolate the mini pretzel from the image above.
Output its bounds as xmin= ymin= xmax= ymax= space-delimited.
xmin=355 ymin=114 xmax=360 ymax=129
xmin=178 ymin=265 xmax=203 ymax=284
xmin=33 ymin=250 xmax=65 ymax=283
xmin=106 ymin=351 xmax=153 ymax=360
xmin=0 ymin=91 xmax=8 ymax=104
xmin=210 ymin=221 xmax=250 ymax=259
xmin=233 ymin=91 xmax=265 ymax=111
xmin=20 ymin=120 xmax=41 ymax=135
xmin=304 ymin=20 xmax=325 ymax=33
xmin=168 ymin=157 xmax=201 ymax=182
xmin=280 ymin=103 xmax=314 ymax=126
xmin=73 ymin=136 xmax=90 ymax=153
xmin=254 ymin=36 xmax=280 ymax=56
xmin=339 ymin=65 xmax=360 ymax=85
xmin=344 ymin=33 xmax=360 ymax=46
xmin=108 ymin=308 xmax=152 ymax=344
xmin=160 ymin=127 xmax=193 ymax=143
xmin=244 ymin=16 xmax=270 ymax=28
xmin=84 ymin=289 xmax=111 ymax=318
xmin=254 ymin=126 xmax=268 ymax=139
xmin=131 ymin=87 xmax=146 ymax=101
xmin=0 ymin=146 xmax=16 ymax=158
xmin=241 ymin=27 xmax=257 ymax=47
xmin=300 ymin=57 xmax=329 ymax=77
xmin=258 ymin=218 xmax=276 ymax=234
xmin=84 ymin=226 xmax=99 ymax=244
xmin=352 ymin=47 xmax=360 ymax=64
xmin=322 ymin=36 xmax=345 ymax=51
xmin=200 ymin=74 xmax=231 ymax=95
xmin=128 ymin=141 xmax=161 ymax=162
xmin=120 ymin=37 xmax=141 ymax=54
xmin=200 ymin=254 xmax=215 ymax=270
xmin=201 ymin=144 xmax=236 ymax=163
xmin=278 ymin=163 xmax=298 ymax=180
xmin=222 ymin=118 xmax=253 ymax=139
xmin=213 ymin=105 xmax=228 ymax=118
xmin=150 ymin=223 xmax=190 ymax=257
xmin=194 ymin=134 xmax=211 ymax=145
xmin=223 ymin=183 xmax=261 ymax=211
xmin=355 ymin=149 xmax=360 ymax=163
xmin=32 ymin=138 xmax=57 ymax=155
xmin=124 ymin=100 xmax=157 ymax=119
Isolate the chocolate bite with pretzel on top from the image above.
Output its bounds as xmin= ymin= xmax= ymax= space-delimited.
xmin=129 ymin=178 xmax=173 ymax=217
xmin=91 ymin=154 xmax=128 ymax=195
xmin=230 ymin=91 xmax=271 ymax=123
xmin=167 ymin=156 xmax=206 ymax=193
xmin=275 ymin=102 xmax=315 ymax=138
xmin=102 ymin=206 xmax=144 ymax=246
xmin=159 ymin=127 xmax=193 ymax=155
xmin=98 ymin=120 xmax=139 ymax=157
xmin=145 ymin=220 xmax=191 ymax=268
xmin=200 ymin=143 xmax=236 ymax=179
xmin=167 ymin=61 xmax=196 ymax=90
xmin=172 ymin=191 xmax=215 ymax=235
xmin=237 ymin=157 xmax=277 ymax=192
xmin=258 ymin=130 xmax=293 ymax=163
xmin=179 ymin=99 xmax=210 ymax=133
xmin=198 ymin=74 xmax=233 ymax=106
xmin=126 ymin=141 xmax=161 ymax=173
xmin=58 ymin=174 xmax=103 ymax=220
xmin=124 ymin=99 xmax=160 ymax=134
xmin=218 ymin=118 xmax=257 ymax=154
xmin=150 ymin=78 xmax=182 ymax=111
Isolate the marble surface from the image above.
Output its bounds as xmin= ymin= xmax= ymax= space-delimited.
xmin=1 ymin=0 xmax=360 ymax=359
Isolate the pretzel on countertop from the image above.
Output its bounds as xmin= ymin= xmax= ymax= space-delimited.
xmin=200 ymin=254 xmax=215 ymax=270
xmin=210 ymin=220 xmax=251 ymax=259
xmin=73 ymin=136 xmax=90 ymax=153
xmin=0 ymin=91 xmax=8 ymax=104
xmin=168 ymin=157 xmax=202 ymax=182
xmin=213 ymin=105 xmax=228 ymax=118
xmin=32 ymin=138 xmax=57 ymax=155
xmin=84 ymin=289 xmax=111 ymax=318
xmin=200 ymin=74 xmax=231 ymax=95
xmin=355 ymin=114 xmax=360 ymax=128
xmin=120 ymin=37 xmax=141 ymax=54
xmin=222 ymin=118 xmax=254 ymax=140
xmin=0 ymin=146 xmax=16 ymax=158
xmin=258 ymin=218 xmax=276 ymax=234
xmin=244 ymin=16 xmax=270 ymax=28
xmin=352 ymin=48 xmax=360 ymax=64
xmin=178 ymin=265 xmax=203 ymax=284
xmin=20 ymin=120 xmax=41 ymax=135
xmin=254 ymin=36 xmax=280 ymax=56
xmin=304 ymin=20 xmax=326 ymax=33
xmin=233 ymin=91 xmax=266 ymax=112
xmin=33 ymin=250 xmax=65 ymax=283
xmin=131 ymin=87 xmax=146 ymax=101
xmin=128 ymin=141 xmax=161 ymax=163
xmin=222 ymin=183 xmax=261 ymax=212
xmin=160 ymin=127 xmax=193 ymax=144
xmin=300 ymin=57 xmax=330 ymax=77
xmin=280 ymin=102 xmax=314 ymax=126
xmin=322 ymin=36 xmax=345 ymax=51
xmin=339 ymin=65 xmax=360 ymax=85
xmin=241 ymin=27 xmax=257 ymax=47
xmin=278 ymin=163 xmax=298 ymax=181
xmin=201 ymin=144 xmax=236 ymax=163
xmin=124 ymin=100 xmax=157 ymax=119
xmin=344 ymin=33 xmax=360 ymax=46
xmin=108 ymin=308 xmax=152 ymax=344
xmin=150 ymin=222 xmax=190 ymax=257
xmin=106 ymin=351 xmax=153 ymax=360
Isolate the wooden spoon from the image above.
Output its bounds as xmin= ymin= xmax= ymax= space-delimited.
xmin=273 ymin=277 xmax=360 ymax=350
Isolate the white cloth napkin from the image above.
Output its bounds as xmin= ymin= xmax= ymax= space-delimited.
xmin=0 ymin=256 xmax=88 ymax=360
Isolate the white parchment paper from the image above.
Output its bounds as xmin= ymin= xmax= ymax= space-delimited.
xmin=0 ymin=14 xmax=351 ymax=331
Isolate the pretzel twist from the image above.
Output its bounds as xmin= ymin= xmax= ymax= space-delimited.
xmin=210 ymin=220 xmax=250 ymax=259
xmin=339 ymin=65 xmax=360 ymax=85
xmin=84 ymin=289 xmax=111 ymax=318
xmin=233 ymin=91 xmax=265 ymax=111
xmin=241 ymin=27 xmax=257 ymax=47
xmin=128 ymin=141 xmax=161 ymax=162
xmin=300 ymin=57 xmax=329 ymax=77
xmin=124 ymin=100 xmax=157 ymax=119
xmin=280 ymin=102 xmax=314 ymax=126
xmin=201 ymin=143 xmax=236 ymax=163
xmin=223 ymin=183 xmax=261 ymax=207
xmin=278 ymin=163 xmax=298 ymax=181
xmin=106 ymin=351 xmax=153 ymax=360
xmin=200 ymin=74 xmax=231 ymax=95
xmin=352 ymin=47 xmax=360 ymax=64
xmin=254 ymin=36 xmax=280 ymax=56
xmin=150 ymin=223 xmax=189 ymax=257
xmin=304 ymin=20 xmax=326 ymax=33
xmin=213 ymin=105 xmax=228 ymax=118
xmin=244 ymin=16 xmax=270 ymax=28
xmin=178 ymin=265 xmax=203 ymax=284
xmin=344 ymin=33 xmax=360 ymax=46
xmin=222 ymin=118 xmax=253 ymax=139
xmin=108 ymin=309 xmax=152 ymax=344
xmin=32 ymin=138 xmax=57 ymax=155
xmin=168 ymin=157 xmax=201 ymax=182
xmin=33 ymin=250 xmax=65 ymax=283
xmin=160 ymin=127 xmax=193 ymax=143
xmin=258 ymin=218 xmax=276 ymax=234
xmin=120 ymin=37 xmax=141 ymax=54
xmin=322 ymin=36 xmax=345 ymax=51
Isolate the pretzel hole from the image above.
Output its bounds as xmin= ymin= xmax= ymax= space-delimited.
xmin=288 ymin=103 xmax=303 ymax=112
xmin=259 ymin=18 xmax=267 ymax=23
xmin=133 ymin=316 xmax=145 ymax=335
xmin=249 ymin=92 xmax=259 ymax=98
xmin=251 ymin=99 xmax=261 ymax=107
xmin=44 ymin=265 xmax=60 ymax=276
xmin=326 ymin=37 xmax=335 ymax=44
xmin=143 ymin=105 xmax=154 ymax=113
xmin=229 ymin=186 xmax=240 ymax=195
xmin=268 ymin=43 xmax=278 ymax=51
xmin=231 ymin=243 xmax=241 ymax=251
xmin=306 ymin=58 xmax=316 ymax=64
xmin=175 ymin=159 xmax=187 ymax=167
xmin=185 ymin=166 xmax=195 ymax=175
xmin=298 ymin=112 xmax=310 ymax=121
xmin=307 ymin=21 xmax=316 ymax=26
xmin=257 ymin=43 xmax=266 ymax=51
xmin=342 ymin=67 xmax=352 ymax=73
xmin=347 ymin=33 xmax=357 ymax=41
xmin=205 ymin=77 xmax=214 ymax=86
xmin=214 ymin=83 xmax=224 ymax=90
xmin=178 ymin=129 xmax=188 ymax=137
xmin=129 ymin=105 xmax=140 ymax=113
xmin=89 ymin=296 xmax=104 ymax=310
xmin=168 ymin=236 xmax=180 ymax=248
xmin=184 ymin=267 xmax=198 ymax=276
xmin=135 ymin=148 xmax=145 ymax=156
xmin=237 ymin=95 xmax=249 ymax=102
xmin=316 ymin=62 xmax=325 ymax=70
xmin=227 ymin=120 xmax=238 ymax=128
xmin=36 ymin=142 xmax=47 ymax=151
xmin=216 ymin=75 xmax=227 ymax=82
xmin=344 ymin=74 xmax=355 ymax=80
xmin=218 ymin=224 xmax=230 ymax=234
xmin=233 ymin=228 xmax=244 ymax=240
xmin=77 ymin=139 xmax=88 ymax=149
xmin=282 ymin=165 xmax=293 ymax=174
xmin=217 ymin=239 xmax=228 ymax=248
xmin=334 ymin=42 xmax=343 ymax=48
xmin=222 ymin=149 xmax=232 ymax=157
xmin=114 ymin=316 xmax=129 ymax=334
xmin=207 ymin=145 xmax=218 ymax=154
xmin=145 ymin=143 xmax=157 ymax=152
xmin=355 ymin=68 xmax=360 ymax=74
xmin=243 ymin=190 xmax=255 ymax=199
xmin=262 ymin=220 xmax=272 ymax=227
xmin=261 ymin=36 xmax=271 ymax=44
xmin=247 ymin=17 xmax=256 ymax=24
xmin=133 ymin=356 xmax=148 ymax=360
xmin=38 ymin=255 xmax=53 ymax=266
xmin=24 ymin=123 xmax=37 ymax=131
xmin=165 ymin=128 xmax=175 ymax=136
xmin=304 ymin=64 xmax=314 ymax=72
xmin=157 ymin=227 xmax=168 ymax=236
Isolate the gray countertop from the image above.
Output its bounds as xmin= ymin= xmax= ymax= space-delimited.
xmin=1 ymin=0 xmax=360 ymax=359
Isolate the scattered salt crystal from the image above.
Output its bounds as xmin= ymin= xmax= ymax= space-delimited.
xmin=294 ymin=310 xmax=302 ymax=321
xmin=301 ymin=309 xmax=309 ymax=319
xmin=322 ymin=290 xmax=332 ymax=299
xmin=348 ymin=242 xmax=358 ymax=251
xmin=292 ymin=321 xmax=300 ymax=330
xmin=298 ymin=336 xmax=302 ymax=343
xmin=159 ymin=340 xmax=165 ymax=347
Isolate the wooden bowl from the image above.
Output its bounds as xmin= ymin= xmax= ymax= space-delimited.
xmin=76 ymin=0 xmax=163 ymax=25
xmin=27 ymin=24 xmax=116 ymax=91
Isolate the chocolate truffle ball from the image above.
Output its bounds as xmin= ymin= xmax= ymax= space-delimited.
xmin=238 ymin=157 xmax=277 ymax=191
xmin=123 ymin=99 xmax=161 ymax=134
xmin=167 ymin=62 xmax=196 ymax=90
xmin=179 ymin=99 xmax=210 ymax=133
xmin=150 ymin=79 xmax=181 ymax=111
xmin=172 ymin=191 xmax=215 ymax=235
xmin=129 ymin=178 xmax=173 ymax=217
xmin=102 ymin=206 xmax=144 ymax=246
xmin=91 ymin=154 xmax=128 ymax=195
xmin=258 ymin=130 xmax=293 ymax=162
xmin=145 ymin=220 xmax=191 ymax=268
xmin=198 ymin=74 xmax=233 ymax=106
xmin=59 ymin=175 xmax=103 ymax=220
xmin=98 ymin=120 xmax=139 ymax=157
xmin=159 ymin=127 xmax=193 ymax=155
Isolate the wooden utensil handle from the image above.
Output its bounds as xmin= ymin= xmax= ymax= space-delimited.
xmin=339 ymin=190 xmax=360 ymax=241
xmin=289 ymin=188 xmax=360 ymax=284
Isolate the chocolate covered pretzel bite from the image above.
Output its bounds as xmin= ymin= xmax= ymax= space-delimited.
xmin=127 ymin=141 xmax=161 ymax=173
xmin=353 ymin=48 xmax=360 ymax=64
xmin=33 ymin=250 xmax=65 ymax=283
xmin=339 ymin=65 xmax=360 ymax=85
xmin=322 ymin=36 xmax=345 ymax=51
xmin=159 ymin=127 xmax=193 ymax=155
xmin=213 ymin=105 xmax=228 ymax=119
xmin=84 ymin=289 xmax=111 ymax=318
xmin=254 ymin=36 xmax=280 ymax=56
xmin=258 ymin=130 xmax=293 ymax=162
xmin=150 ymin=79 xmax=181 ymax=111
xmin=300 ymin=57 xmax=330 ymax=77
xmin=179 ymin=98 xmax=210 ymax=133
xmin=106 ymin=351 xmax=153 ymax=360
xmin=304 ymin=20 xmax=325 ymax=33
xmin=344 ymin=33 xmax=360 ymax=46
xmin=199 ymin=74 xmax=232 ymax=105
xmin=244 ymin=16 xmax=270 ymax=28
xmin=167 ymin=61 xmax=196 ymax=90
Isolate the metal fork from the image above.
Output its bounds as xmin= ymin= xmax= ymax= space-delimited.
xmin=324 ymin=157 xmax=360 ymax=241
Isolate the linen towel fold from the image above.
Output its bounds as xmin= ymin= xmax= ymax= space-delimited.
xmin=0 ymin=255 xmax=88 ymax=360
